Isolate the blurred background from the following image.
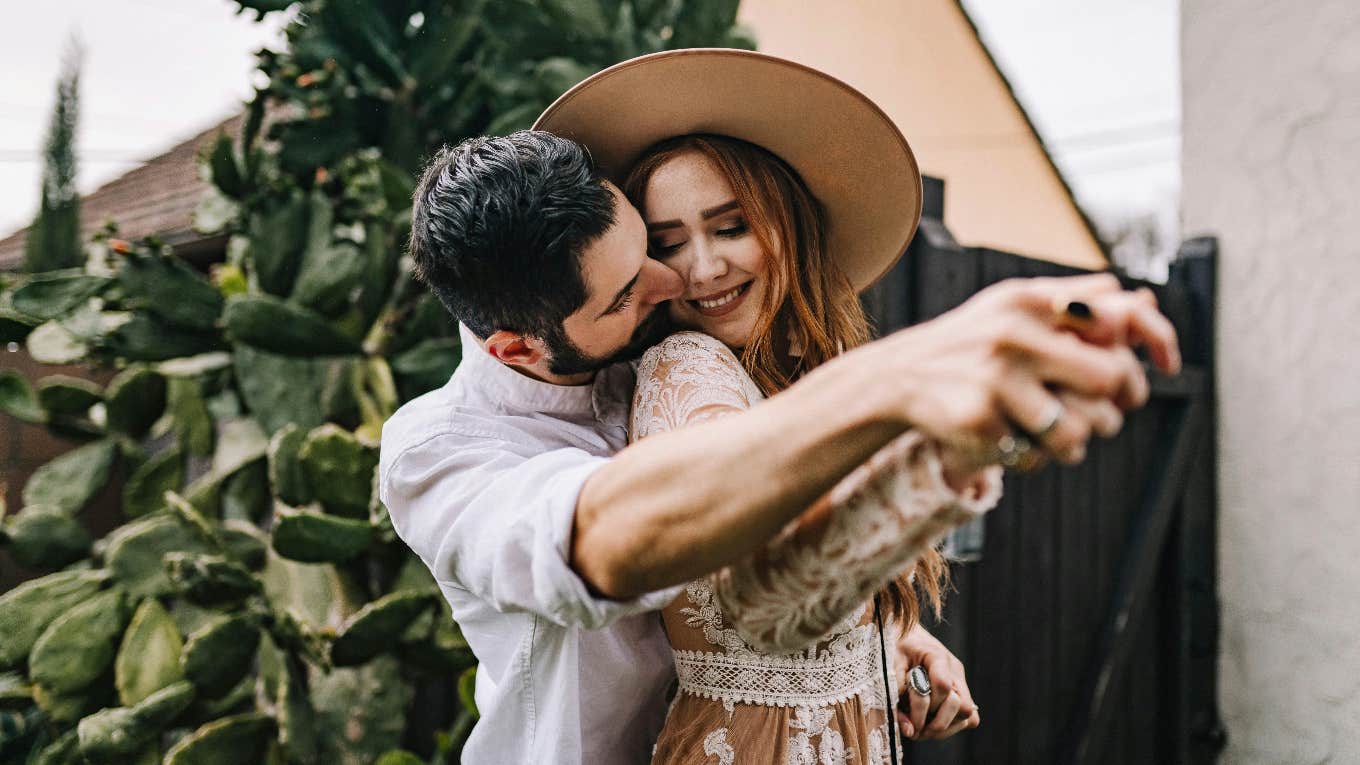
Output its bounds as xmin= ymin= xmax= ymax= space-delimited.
xmin=1 ymin=1 xmax=1356 ymax=764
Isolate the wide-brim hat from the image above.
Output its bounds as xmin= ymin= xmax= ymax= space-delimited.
xmin=533 ymin=48 xmax=922 ymax=292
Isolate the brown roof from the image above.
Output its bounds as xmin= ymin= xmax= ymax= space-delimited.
xmin=0 ymin=114 xmax=242 ymax=270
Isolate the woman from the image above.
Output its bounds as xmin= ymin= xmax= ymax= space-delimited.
xmin=536 ymin=49 xmax=1011 ymax=763
xmin=626 ymin=133 xmax=999 ymax=764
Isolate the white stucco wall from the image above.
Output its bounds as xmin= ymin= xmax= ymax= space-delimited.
xmin=1182 ymin=2 xmax=1360 ymax=762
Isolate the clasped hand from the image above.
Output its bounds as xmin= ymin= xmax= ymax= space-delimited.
xmin=867 ymin=273 xmax=1181 ymax=479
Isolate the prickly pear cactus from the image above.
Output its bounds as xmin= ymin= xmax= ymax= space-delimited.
xmin=0 ymin=0 xmax=752 ymax=762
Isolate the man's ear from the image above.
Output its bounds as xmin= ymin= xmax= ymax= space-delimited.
xmin=483 ymin=331 xmax=545 ymax=367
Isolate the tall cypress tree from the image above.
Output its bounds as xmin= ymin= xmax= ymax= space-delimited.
xmin=23 ymin=40 xmax=83 ymax=273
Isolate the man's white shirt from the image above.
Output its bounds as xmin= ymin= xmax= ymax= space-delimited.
xmin=379 ymin=325 xmax=682 ymax=765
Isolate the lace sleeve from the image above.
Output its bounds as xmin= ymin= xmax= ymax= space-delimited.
xmin=711 ymin=434 xmax=1002 ymax=654
xmin=629 ymin=331 xmax=1003 ymax=655
xmin=630 ymin=332 xmax=759 ymax=441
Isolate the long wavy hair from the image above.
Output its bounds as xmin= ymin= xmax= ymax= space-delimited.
xmin=624 ymin=134 xmax=948 ymax=630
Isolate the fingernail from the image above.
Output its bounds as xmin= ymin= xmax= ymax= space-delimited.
xmin=904 ymin=721 xmax=915 ymax=737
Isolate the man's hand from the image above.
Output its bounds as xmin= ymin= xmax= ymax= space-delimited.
xmin=894 ymin=623 xmax=979 ymax=741
xmin=858 ymin=273 xmax=1181 ymax=474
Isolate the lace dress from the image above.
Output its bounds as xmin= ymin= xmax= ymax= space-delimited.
xmin=630 ymin=332 xmax=1001 ymax=765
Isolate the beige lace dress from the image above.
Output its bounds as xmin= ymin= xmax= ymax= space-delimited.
xmin=630 ymin=332 xmax=1002 ymax=765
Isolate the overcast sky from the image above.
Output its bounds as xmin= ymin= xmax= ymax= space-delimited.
xmin=0 ymin=0 xmax=1179 ymax=237
xmin=961 ymin=0 xmax=1180 ymax=223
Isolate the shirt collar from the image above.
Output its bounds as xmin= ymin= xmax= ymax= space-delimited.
xmin=457 ymin=325 xmax=633 ymax=429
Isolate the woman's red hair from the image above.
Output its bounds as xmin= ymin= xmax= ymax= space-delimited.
xmin=624 ymin=134 xmax=948 ymax=629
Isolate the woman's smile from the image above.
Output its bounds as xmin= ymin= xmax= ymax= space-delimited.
xmin=690 ymin=280 xmax=754 ymax=317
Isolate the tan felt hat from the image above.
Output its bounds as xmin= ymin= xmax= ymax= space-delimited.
xmin=533 ymin=48 xmax=922 ymax=292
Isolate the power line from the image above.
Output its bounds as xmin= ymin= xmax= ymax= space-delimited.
xmin=1064 ymin=155 xmax=1180 ymax=175
xmin=0 ymin=158 xmax=146 ymax=165
xmin=1051 ymin=119 xmax=1179 ymax=151
xmin=0 ymin=150 xmax=148 ymax=161
xmin=0 ymin=101 xmax=181 ymax=127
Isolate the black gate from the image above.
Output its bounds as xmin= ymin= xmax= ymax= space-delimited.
xmin=862 ymin=179 xmax=1225 ymax=765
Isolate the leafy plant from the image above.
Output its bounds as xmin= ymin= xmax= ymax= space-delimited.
xmin=22 ymin=39 xmax=83 ymax=273
xmin=0 ymin=1 xmax=750 ymax=762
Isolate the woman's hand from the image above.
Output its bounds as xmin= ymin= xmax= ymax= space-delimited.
xmin=894 ymin=623 xmax=979 ymax=740
xmin=938 ymin=385 xmax=1126 ymax=478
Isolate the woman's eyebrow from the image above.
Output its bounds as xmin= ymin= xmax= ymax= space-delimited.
xmin=701 ymin=200 xmax=740 ymax=219
xmin=646 ymin=200 xmax=741 ymax=231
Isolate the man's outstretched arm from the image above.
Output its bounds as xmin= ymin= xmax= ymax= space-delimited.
xmin=572 ymin=274 xmax=1180 ymax=599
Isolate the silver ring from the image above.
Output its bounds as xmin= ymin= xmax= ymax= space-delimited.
xmin=995 ymin=434 xmax=1032 ymax=468
xmin=1033 ymin=400 xmax=1065 ymax=441
xmin=907 ymin=666 xmax=932 ymax=697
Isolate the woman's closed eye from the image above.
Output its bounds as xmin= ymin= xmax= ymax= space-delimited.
xmin=715 ymin=219 xmax=748 ymax=238
xmin=649 ymin=238 xmax=684 ymax=257
xmin=650 ymin=220 xmax=749 ymax=257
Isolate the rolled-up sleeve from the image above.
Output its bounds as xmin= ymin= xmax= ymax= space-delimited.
xmin=380 ymin=433 xmax=679 ymax=629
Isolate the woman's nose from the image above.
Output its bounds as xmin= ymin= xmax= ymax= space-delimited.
xmin=688 ymin=238 xmax=729 ymax=287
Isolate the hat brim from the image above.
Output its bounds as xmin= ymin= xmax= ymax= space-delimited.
xmin=533 ymin=48 xmax=922 ymax=292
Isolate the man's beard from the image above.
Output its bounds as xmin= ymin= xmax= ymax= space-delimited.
xmin=544 ymin=305 xmax=674 ymax=377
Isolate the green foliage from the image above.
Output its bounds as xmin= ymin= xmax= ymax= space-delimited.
xmin=163 ymin=713 xmax=276 ymax=765
xmin=1 ymin=505 xmax=92 ymax=569
xmin=0 ymin=570 xmax=108 ymax=668
xmin=0 ymin=371 xmax=46 ymax=424
xmin=271 ymin=507 xmax=374 ymax=563
xmin=29 ymin=588 xmax=128 ymax=695
xmin=21 ymin=439 xmax=117 ymax=515
xmin=75 ymin=681 xmax=196 ymax=763
xmin=114 ymin=599 xmax=185 ymax=706
xmin=330 ymin=591 xmax=436 ymax=667
xmin=104 ymin=366 xmax=168 ymax=439
xmin=0 ymin=1 xmax=750 ymax=761
xmin=11 ymin=273 xmax=107 ymax=321
xmin=181 ymin=615 xmax=261 ymax=697
xmin=23 ymin=42 xmax=83 ymax=273
xmin=34 ymin=375 xmax=102 ymax=415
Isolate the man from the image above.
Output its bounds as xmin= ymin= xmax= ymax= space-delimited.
xmin=380 ymin=133 xmax=1177 ymax=763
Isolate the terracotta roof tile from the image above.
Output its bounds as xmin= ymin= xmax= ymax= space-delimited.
xmin=0 ymin=114 xmax=243 ymax=270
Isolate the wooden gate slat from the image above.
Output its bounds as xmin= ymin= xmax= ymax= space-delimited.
xmin=1059 ymin=392 xmax=1209 ymax=765
xmin=859 ymin=218 xmax=1219 ymax=765
xmin=1016 ymin=467 xmax=1059 ymax=764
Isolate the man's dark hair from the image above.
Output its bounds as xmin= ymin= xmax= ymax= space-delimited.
xmin=408 ymin=131 xmax=617 ymax=341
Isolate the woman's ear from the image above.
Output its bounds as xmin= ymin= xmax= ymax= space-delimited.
xmin=483 ymin=331 xmax=545 ymax=367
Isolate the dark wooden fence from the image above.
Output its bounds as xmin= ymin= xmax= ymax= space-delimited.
xmin=862 ymin=179 xmax=1225 ymax=765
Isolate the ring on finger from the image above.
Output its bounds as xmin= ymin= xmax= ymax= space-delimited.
xmin=995 ymin=433 xmax=1033 ymax=468
xmin=1051 ymin=294 xmax=1095 ymax=324
xmin=907 ymin=666 xmax=932 ymax=697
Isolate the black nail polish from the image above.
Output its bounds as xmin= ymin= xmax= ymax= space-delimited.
xmin=1065 ymin=300 xmax=1093 ymax=320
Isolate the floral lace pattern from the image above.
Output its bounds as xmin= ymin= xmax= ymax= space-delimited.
xmin=633 ymin=332 xmax=1002 ymax=765
xmin=631 ymin=332 xmax=761 ymax=438
xmin=787 ymin=706 xmax=851 ymax=765
xmin=710 ymin=429 xmax=998 ymax=655
xmin=674 ymin=579 xmax=881 ymax=708
xmin=703 ymin=729 xmax=735 ymax=765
